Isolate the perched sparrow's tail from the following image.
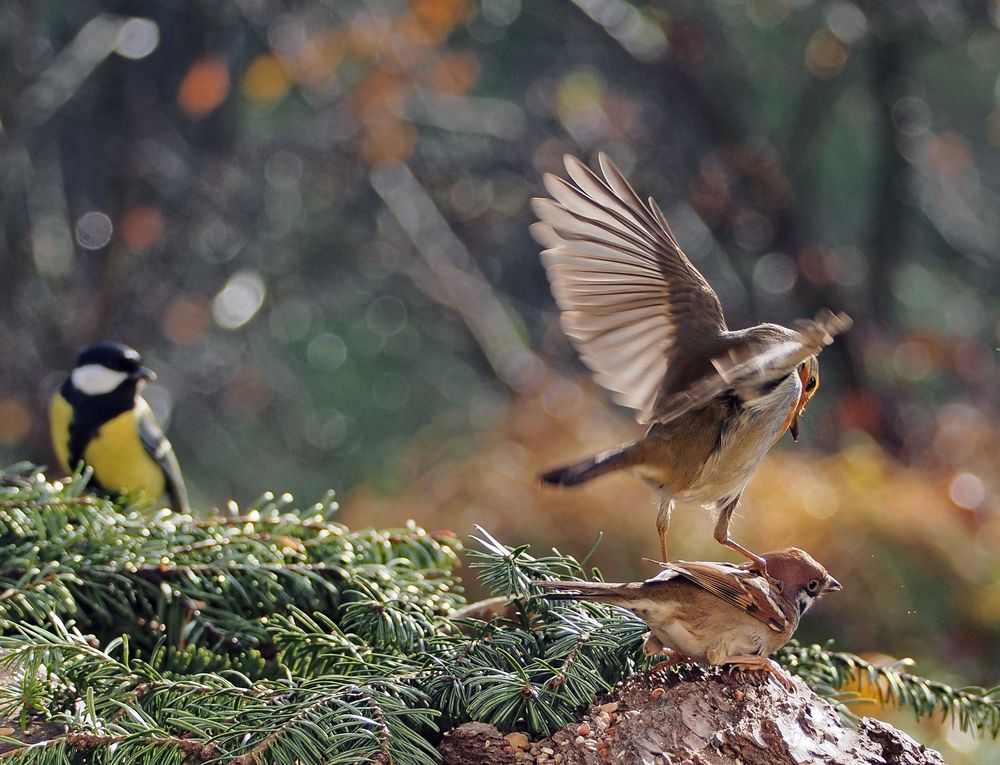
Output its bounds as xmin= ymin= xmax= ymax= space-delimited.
xmin=540 ymin=446 xmax=636 ymax=487
xmin=534 ymin=579 xmax=635 ymax=605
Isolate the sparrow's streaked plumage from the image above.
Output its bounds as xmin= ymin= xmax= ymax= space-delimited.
xmin=533 ymin=154 xmax=851 ymax=565
xmin=535 ymin=547 xmax=841 ymax=689
xmin=49 ymin=342 xmax=189 ymax=513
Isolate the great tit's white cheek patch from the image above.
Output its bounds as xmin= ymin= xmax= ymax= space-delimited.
xmin=71 ymin=364 xmax=128 ymax=395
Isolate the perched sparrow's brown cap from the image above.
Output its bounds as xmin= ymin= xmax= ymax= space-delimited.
xmin=754 ymin=547 xmax=841 ymax=592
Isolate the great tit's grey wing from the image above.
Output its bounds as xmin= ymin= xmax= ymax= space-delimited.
xmin=654 ymin=560 xmax=789 ymax=632
xmin=533 ymin=153 xmax=728 ymax=424
xmin=652 ymin=310 xmax=852 ymax=426
xmin=137 ymin=398 xmax=190 ymax=513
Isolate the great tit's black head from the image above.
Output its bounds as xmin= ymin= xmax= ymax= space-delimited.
xmin=69 ymin=342 xmax=155 ymax=397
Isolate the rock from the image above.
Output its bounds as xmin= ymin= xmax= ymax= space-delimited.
xmin=440 ymin=722 xmax=517 ymax=765
xmin=439 ymin=669 xmax=946 ymax=765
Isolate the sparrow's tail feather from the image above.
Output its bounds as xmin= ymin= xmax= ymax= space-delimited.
xmin=534 ymin=580 xmax=633 ymax=604
xmin=540 ymin=446 xmax=637 ymax=487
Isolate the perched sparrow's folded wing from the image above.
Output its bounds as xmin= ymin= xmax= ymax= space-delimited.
xmin=656 ymin=560 xmax=788 ymax=632
xmin=533 ymin=153 xmax=728 ymax=424
xmin=652 ymin=310 xmax=852 ymax=425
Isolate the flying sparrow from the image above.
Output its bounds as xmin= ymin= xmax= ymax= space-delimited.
xmin=535 ymin=547 xmax=841 ymax=690
xmin=533 ymin=153 xmax=851 ymax=565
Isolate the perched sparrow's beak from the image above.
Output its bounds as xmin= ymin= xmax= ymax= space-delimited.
xmin=825 ymin=575 xmax=842 ymax=592
xmin=133 ymin=366 xmax=156 ymax=382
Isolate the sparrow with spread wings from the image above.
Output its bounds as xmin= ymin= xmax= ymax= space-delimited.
xmin=534 ymin=154 xmax=851 ymax=566
xmin=535 ymin=547 xmax=841 ymax=690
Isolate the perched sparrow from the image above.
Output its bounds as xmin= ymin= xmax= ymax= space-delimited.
xmin=535 ymin=547 xmax=841 ymax=689
xmin=50 ymin=342 xmax=189 ymax=512
xmin=533 ymin=154 xmax=851 ymax=565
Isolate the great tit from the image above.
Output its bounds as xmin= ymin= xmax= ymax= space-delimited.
xmin=49 ymin=342 xmax=189 ymax=513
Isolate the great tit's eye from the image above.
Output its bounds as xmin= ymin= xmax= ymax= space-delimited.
xmin=805 ymin=375 xmax=818 ymax=392
xmin=806 ymin=579 xmax=820 ymax=594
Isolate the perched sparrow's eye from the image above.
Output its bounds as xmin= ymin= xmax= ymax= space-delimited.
xmin=806 ymin=579 xmax=821 ymax=594
xmin=805 ymin=375 xmax=818 ymax=392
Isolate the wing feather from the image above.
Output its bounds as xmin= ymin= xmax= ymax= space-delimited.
xmin=652 ymin=310 xmax=853 ymax=424
xmin=651 ymin=560 xmax=790 ymax=632
xmin=534 ymin=154 xmax=727 ymax=423
xmin=137 ymin=399 xmax=190 ymax=514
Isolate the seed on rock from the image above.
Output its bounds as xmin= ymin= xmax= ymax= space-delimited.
xmin=575 ymin=736 xmax=586 ymax=746
xmin=578 ymin=723 xmax=591 ymax=736
xmin=505 ymin=732 xmax=530 ymax=750
xmin=541 ymin=747 xmax=555 ymax=755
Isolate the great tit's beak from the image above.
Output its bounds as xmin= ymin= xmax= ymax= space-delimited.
xmin=134 ymin=366 xmax=156 ymax=382
xmin=825 ymin=575 xmax=842 ymax=592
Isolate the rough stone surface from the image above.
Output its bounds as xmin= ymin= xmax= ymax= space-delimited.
xmin=439 ymin=669 xmax=946 ymax=765
xmin=439 ymin=721 xmax=517 ymax=765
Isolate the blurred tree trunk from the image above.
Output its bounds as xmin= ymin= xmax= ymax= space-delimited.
xmin=440 ymin=670 xmax=944 ymax=765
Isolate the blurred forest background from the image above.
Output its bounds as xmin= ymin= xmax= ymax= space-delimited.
xmin=0 ymin=0 xmax=998 ymax=760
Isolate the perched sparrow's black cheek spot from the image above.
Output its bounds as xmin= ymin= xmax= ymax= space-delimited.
xmin=796 ymin=592 xmax=814 ymax=616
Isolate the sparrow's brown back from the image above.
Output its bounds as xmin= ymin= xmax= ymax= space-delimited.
xmin=536 ymin=547 xmax=840 ymax=636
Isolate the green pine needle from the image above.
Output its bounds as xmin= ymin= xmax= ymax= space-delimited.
xmin=0 ymin=468 xmax=996 ymax=765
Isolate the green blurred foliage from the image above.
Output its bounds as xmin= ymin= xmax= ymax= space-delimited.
xmin=1 ymin=1 xmax=999 ymax=760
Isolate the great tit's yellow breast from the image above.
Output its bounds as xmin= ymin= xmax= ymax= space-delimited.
xmin=49 ymin=393 xmax=73 ymax=473
xmin=83 ymin=408 xmax=165 ymax=502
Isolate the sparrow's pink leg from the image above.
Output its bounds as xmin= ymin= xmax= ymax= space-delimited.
xmin=643 ymin=633 xmax=692 ymax=673
xmin=655 ymin=493 xmax=672 ymax=562
xmin=714 ymin=497 xmax=766 ymax=569
xmin=723 ymin=655 xmax=796 ymax=691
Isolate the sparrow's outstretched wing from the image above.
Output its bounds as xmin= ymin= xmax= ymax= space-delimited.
xmin=533 ymin=153 xmax=728 ymax=424
xmin=652 ymin=309 xmax=852 ymax=427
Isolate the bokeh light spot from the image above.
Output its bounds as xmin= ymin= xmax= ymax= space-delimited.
xmin=948 ymin=472 xmax=985 ymax=510
xmin=753 ymin=251 xmax=797 ymax=295
xmin=121 ymin=206 xmax=165 ymax=250
xmin=212 ymin=270 xmax=266 ymax=330
xmin=0 ymin=398 xmax=31 ymax=445
xmin=114 ymin=18 xmax=159 ymax=60
xmin=366 ymin=296 xmax=408 ymax=336
xmin=164 ymin=296 xmax=211 ymax=346
xmin=805 ymin=29 xmax=848 ymax=78
xmin=265 ymin=151 xmax=304 ymax=190
xmin=75 ymin=211 xmax=113 ymax=250
xmin=892 ymin=341 xmax=933 ymax=381
xmin=824 ymin=2 xmax=867 ymax=45
xmin=179 ymin=56 xmax=230 ymax=117
xmin=307 ymin=334 xmax=348 ymax=370
xmin=243 ymin=54 xmax=291 ymax=103
xmin=481 ymin=0 xmax=521 ymax=26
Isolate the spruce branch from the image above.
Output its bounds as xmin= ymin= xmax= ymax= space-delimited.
xmin=0 ymin=471 xmax=997 ymax=765
xmin=778 ymin=640 xmax=1000 ymax=737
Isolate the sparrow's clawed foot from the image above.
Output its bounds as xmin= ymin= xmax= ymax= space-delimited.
xmin=644 ymin=633 xmax=694 ymax=673
xmin=724 ymin=655 xmax=796 ymax=692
